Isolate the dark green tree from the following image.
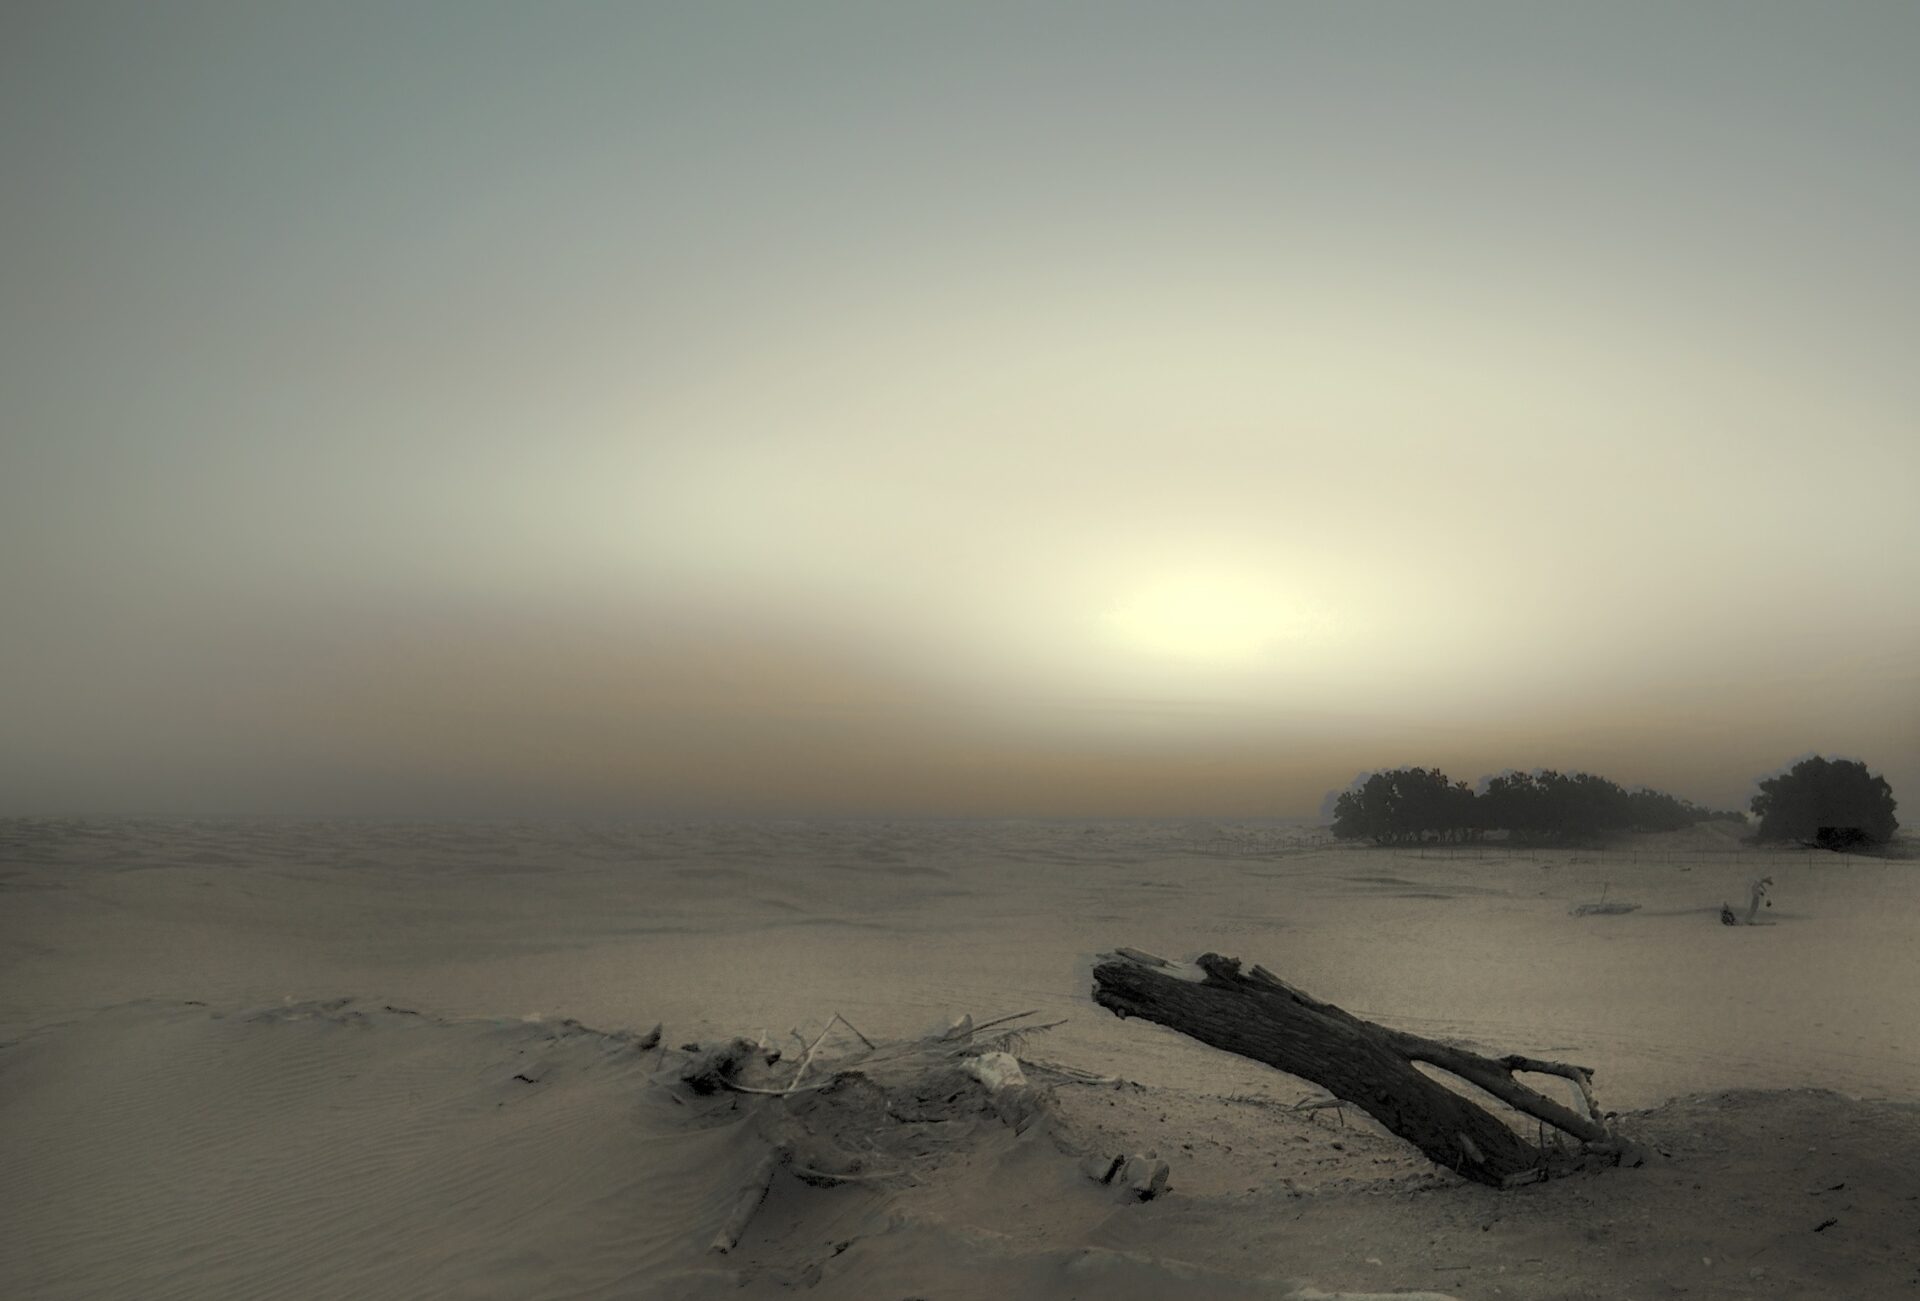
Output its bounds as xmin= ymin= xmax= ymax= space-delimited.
xmin=1331 ymin=767 xmax=1475 ymax=845
xmin=1480 ymin=771 xmax=1545 ymax=838
xmin=1750 ymin=757 xmax=1898 ymax=845
xmin=1626 ymin=788 xmax=1748 ymax=831
xmin=1331 ymin=765 xmax=1741 ymax=844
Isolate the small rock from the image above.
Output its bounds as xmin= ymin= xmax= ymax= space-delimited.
xmin=1128 ymin=1159 xmax=1171 ymax=1201
xmin=962 ymin=1051 xmax=1027 ymax=1092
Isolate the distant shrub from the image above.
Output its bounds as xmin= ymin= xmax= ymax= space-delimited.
xmin=1329 ymin=766 xmax=1740 ymax=845
xmin=1750 ymin=757 xmax=1898 ymax=847
xmin=1331 ymin=768 xmax=1474 ymax=845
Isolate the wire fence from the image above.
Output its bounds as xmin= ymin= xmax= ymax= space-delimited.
xmin=1390 ymin=844 xmax=1837 ymax=868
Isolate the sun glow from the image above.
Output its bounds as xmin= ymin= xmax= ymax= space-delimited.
xmin=1104 ymin=575 xmax=1338 ymax=666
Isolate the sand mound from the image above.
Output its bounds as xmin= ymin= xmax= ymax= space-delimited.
xmin=6 ymin=819 xmax=1918 ymax=1295
xmin=6 ymin=997 xmax=1919 ymax=1299
xmin=1 ymin=999 xmax=729 ymax=1298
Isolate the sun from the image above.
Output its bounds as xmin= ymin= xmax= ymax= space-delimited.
xmin=1103 ymin=574 xmax=1334 ymax=666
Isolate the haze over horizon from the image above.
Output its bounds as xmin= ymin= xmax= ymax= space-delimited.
xmin=4 ymin=3 xmax=1916 ymax=820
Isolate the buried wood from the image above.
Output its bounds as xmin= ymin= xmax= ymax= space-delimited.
xmin=685 ymin=1009 xmax=1064 ymax=1252
xmin=1091 ymin=949 xmax=1638 ymax=1189
xmin=709 ymin=1150 xmax=781 ymax=1253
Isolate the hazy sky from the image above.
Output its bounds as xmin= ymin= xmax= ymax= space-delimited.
xmin=4 ymin=2 xmax=1916 ymax=818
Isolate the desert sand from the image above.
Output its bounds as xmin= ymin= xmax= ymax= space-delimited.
xmin=3 ymin=817 xmax=1917 ymax=1298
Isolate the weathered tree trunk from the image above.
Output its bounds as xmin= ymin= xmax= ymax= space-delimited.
xmin=1091 ymin=948 xmax=1630 ymax=1189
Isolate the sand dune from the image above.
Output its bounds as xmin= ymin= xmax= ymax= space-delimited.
xmin=3 ymin=1000 xmax=715 ymax=1297
xmin=3 ymin=818 xmax=1918 ymax=1296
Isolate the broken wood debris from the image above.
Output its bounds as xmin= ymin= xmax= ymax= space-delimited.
xmin=1092 ymin=947 xmax=1642 ymax=1189
xmin=683 ymin=1008 xmax=1070 ymax=1254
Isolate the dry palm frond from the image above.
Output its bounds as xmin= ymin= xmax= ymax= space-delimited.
xmin=710 ymin=1008 xmax=1064 ymax=1098
xmin=972 ymin=1019 xmax=1067 ymax=1055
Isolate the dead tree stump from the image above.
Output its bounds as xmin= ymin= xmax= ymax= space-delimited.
xmin=1091 ymin=948 xmax=1633 ymax=1189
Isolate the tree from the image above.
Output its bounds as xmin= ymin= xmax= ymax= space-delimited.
xmin=1330 ymin=765 xmax=1735 ymax=844
xmin=1331 ymin=767 xmax=1474 ymax=845
xmin=1480 ymin=770 xmax=1548 ymax=839
xmin=1750 ymin=756 xmax=1898 ymax=846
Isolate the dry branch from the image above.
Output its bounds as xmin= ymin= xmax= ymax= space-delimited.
xmin=681 ymin=1006 xmax=1065 ymax=1252
xmin=784 ymin=1018 xmax=840 ymax=1093
xmin=709 ymin=1150 xmax=780 ymax=1253
xmin=1092 ymin=949 xmax=1634 ymax=1188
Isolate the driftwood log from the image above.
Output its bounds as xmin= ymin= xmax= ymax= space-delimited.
xmin=1092 ymin=948 xmax=1637 ymax=1189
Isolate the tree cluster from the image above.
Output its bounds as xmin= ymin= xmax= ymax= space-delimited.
xmin=1750 ymin=756 xmax=1898 ymax=846
xmin=1330 ymin=767 xmax=1746 ymax=846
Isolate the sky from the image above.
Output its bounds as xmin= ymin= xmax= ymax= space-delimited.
xmin=3 ymin=2 xmax=1916 ymax=819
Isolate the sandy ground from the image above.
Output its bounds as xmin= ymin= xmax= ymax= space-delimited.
xmin=3 ymin=817 xmax=1917 ymax=1298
